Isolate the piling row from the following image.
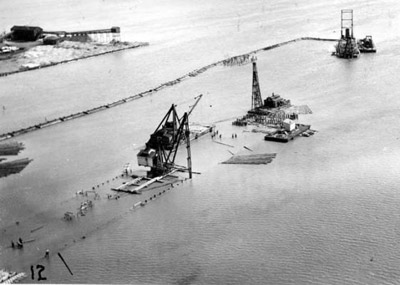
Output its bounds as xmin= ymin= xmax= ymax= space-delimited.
xmin=0 ymin=37 xmax=337 ymax=142
xmin=130 ymin=179 xmax=187 ymax=210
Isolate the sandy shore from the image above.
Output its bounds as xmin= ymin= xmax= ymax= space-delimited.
xmin=0 ymin=39 xmax=149 ymax=74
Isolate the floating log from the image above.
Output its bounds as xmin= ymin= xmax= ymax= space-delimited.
xmin=30 ymin=225 xmax=44 ymax=233
xmin=213 ymin=141 xmax=234 ymax=148
xmin=23 ymin=239 xmax=35 ymax=243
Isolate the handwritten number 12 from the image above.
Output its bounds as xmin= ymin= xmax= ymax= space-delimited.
xmin=31 ymin=264 xmax=47 ymax=281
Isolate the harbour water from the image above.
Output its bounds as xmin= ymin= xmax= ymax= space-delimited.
xmin=1 ymin=0 xmax=400 ymax=284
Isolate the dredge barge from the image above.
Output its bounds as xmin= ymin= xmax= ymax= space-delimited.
xmin=334 ymin=9 xmax=360 ymax=58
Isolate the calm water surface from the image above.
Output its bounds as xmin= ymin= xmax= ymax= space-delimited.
xmin=1 ymin=1 xmax=400 ymax=284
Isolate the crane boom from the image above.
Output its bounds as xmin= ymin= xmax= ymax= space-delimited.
xmin=187 ymin=94 xmax=203 ymax=117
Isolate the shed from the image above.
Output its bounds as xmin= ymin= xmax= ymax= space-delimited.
xmin=137 ymin=148 xmax=157 ymax=167
xmin=264 ymin=93 xmax=291 ymax=108
xmin=43 ymin=35 xmax=62 ymax=45
xmin=282 ymin=119 xmax=295 ymax=132
xmin=111 ymin=26 xmax=120 ymax=33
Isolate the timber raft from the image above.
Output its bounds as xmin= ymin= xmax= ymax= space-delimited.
xmin=0 ymin=37 xmax=336 ymax=142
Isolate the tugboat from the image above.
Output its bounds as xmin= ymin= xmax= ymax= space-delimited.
xmin=357 ymin=36 xmax=376 ymax=53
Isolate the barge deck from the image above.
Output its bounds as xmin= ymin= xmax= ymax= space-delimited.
xmin=264 ymin=124 xmax=310 ymax=143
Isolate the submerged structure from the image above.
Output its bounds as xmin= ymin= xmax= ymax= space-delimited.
xmin=335 ymin=9 xmax=360 ymax=58
xmin=0 ymin=269 xmax=26 ymax=284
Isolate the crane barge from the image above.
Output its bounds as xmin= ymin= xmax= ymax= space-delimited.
xmin=112 ymin=95 xmax=211 ymax=193
xmin=136 ymin=104 xmax=192 ymax=178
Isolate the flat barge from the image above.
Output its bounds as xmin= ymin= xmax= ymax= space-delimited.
xmin=264 ymin=124 xmax=310 ymax=143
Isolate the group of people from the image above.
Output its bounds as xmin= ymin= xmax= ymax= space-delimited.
xmin=211 ymin=130 xmax=221 ymax=139
xmin=211 ymin=130 xmax=239 ymax=140
xmin=11 ymin=237 xmax=23 ymax=249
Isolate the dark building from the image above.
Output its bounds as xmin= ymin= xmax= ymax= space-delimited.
xmin=11 ymin=26 xmax=43 ymax=41
xmin=264 ymin=93 xmax=291 ymax=108
xmin=111 ymin=26 xmax=120 ymax=33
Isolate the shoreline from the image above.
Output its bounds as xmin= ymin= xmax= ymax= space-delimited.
xmin=0 ymin=37 xmax=336 ymax=142
xmin=0 ymin=41 xmax=149 ymax=78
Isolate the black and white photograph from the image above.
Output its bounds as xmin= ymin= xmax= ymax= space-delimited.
xmin=0 ymin=0 xmax=399 ymax=284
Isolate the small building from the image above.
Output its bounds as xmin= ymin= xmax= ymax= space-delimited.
xmin=111 ymin=26 xmax=120 ymax=33
xmin=264 ymin=93 xmax=291 ymax=108
xmin=137 ymin=148 xmax=157 ymax=167
xmin=282 ymin=119 xmax=295 ymax=132
xmin=11 ymin=26 xmax=43 ymax=41
xmin=43 ymin=35 xmax=62 ymax=45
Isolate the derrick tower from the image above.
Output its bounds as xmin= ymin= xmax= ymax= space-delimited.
xmin=251 ymin=60 xmax=263 ymax=111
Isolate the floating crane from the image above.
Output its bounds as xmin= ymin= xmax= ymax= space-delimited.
xmin=137 ymin=95 xmax=203 ymax=178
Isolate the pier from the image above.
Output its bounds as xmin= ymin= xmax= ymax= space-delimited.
xmin=43 ymin=26 xmax=121 ymax=42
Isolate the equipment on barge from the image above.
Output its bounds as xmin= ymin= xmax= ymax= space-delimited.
xmin=357 ymin=36 xmax=376 ymax=53
xmin=137 ymin=105 xmax=193 ymax=178
xmin=264 ymin=123 xmax=311 ymax=143
xmin=335 ymin=9 xmax=360 ymax=58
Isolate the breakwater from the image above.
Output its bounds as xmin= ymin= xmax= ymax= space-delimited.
xmin=0 ymin=37 xmax=337 ymax=142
